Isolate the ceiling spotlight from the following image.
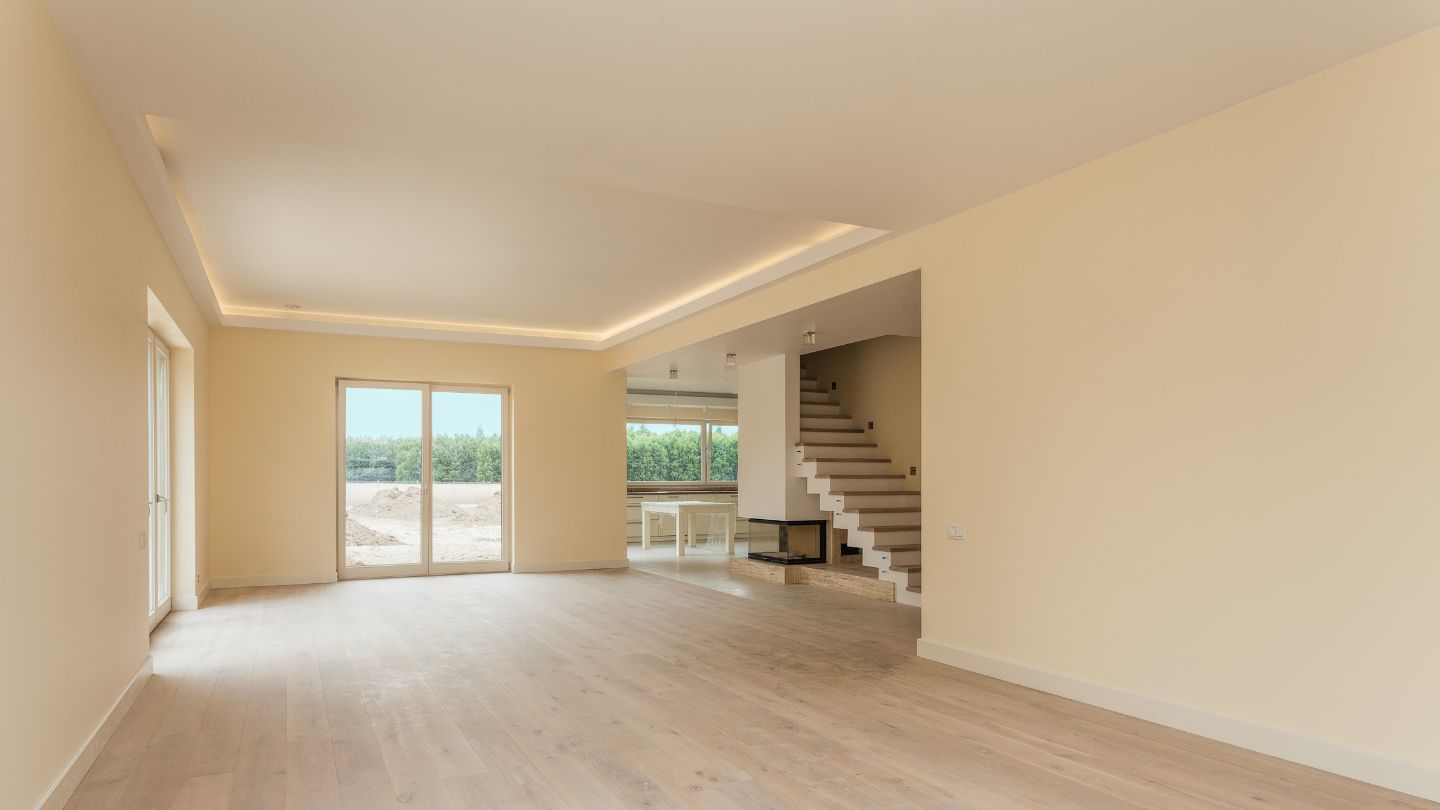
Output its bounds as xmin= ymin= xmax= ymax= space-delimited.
xmin=283 ymin=304 xmax=303 ymax=310
xmin=801 ymin=330 xmax=817 ymax=346
xmin=724 ymin=353 xmax=737 ymax=368
xmin=669 ymin=367 xmax=679 ymax=380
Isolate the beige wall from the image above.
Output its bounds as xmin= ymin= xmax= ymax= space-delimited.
xmin=911 ymin=25 xmax=1440 ymax=775
xmin=803 ymin=335 xmax=921 ymax=487
xmin=605 ymin=25 xmax=1440 ymax=789
xmin=0 ymin=2 xmax=210 ymax=806
xmin=208 ymin=328 xmax=626 ymax=580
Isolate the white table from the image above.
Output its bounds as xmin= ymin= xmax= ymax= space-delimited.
xmin=640 ymin=501 xmax=738 ymax=556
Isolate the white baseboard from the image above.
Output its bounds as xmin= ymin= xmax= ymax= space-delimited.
xmin=35 ymin=655 xmax=153 ymax=810
xmin=512 ymin=558 xmax=629 ymax=573
xmin=210 ymin=571 xmax=338 ymax=589
xmin=916 ymin=638 xmax=1440 ymax=803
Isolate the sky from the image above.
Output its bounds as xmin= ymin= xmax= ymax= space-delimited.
xmin=345 ymin=388 xmax=502 ymax=437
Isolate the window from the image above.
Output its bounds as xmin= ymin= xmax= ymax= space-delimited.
xmin=708 ymin=424 xmax=738 ymax=481
xmin=626 ymin=420 xmax=737 ymax=483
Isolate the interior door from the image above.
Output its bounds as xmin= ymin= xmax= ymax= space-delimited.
xmin=338 ymin=381 xmax=509 ymax=579
xmin=147 ymin=332 xmax=172 ymax=629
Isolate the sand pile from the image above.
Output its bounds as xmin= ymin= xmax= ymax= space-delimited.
xmin=350 ymin=486 xmax=501 ymax=525
xmin=345 ymin=517 xmax=403 ymax=546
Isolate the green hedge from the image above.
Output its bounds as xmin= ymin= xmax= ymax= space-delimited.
xmin=627 ymin=425 xmax=737 ymax=482
xmin=345 ymin=434 xmax=501 ymax=483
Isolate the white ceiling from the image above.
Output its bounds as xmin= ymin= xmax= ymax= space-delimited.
xmin=148 ymin=116 xmax=852 ymax=336
xmin=46 ymin=0 xmax=1440 ymax=348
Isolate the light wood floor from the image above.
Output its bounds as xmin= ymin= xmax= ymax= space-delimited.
xmin=68 ymin=566 xmax=1430 ymax=809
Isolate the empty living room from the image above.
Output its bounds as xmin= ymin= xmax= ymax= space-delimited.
xmin=7 ymin=1 xmax=1440 ymax=808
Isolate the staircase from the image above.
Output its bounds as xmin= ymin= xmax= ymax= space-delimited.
xmin=794 ymin=373 xmax=922 ymax=607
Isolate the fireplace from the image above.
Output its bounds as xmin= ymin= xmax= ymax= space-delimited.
xmin=746 ymin=518 xmax=827 ymax=565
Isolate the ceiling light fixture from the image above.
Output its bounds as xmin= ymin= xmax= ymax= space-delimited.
xmin=283 ymin=304 xmax=302 ymax=310
xmin=802 ymin=330 xmax=817 ymax=346
xmin=725 ymin=353 xmax=737 ymax=368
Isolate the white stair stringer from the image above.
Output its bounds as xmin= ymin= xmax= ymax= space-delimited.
xmin=795 ymin=375 xmax=922 ymax=607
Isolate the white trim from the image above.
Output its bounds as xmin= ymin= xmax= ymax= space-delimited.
xmin=210 ymin=571 xmax=338 ymax=589
xmin=916 ymin=638 xmax=1440 ymax=804
xmin=34 ymin=656 xmax=153 ymax=810
xmin=512 ymin=559 xmax=629 ymax=573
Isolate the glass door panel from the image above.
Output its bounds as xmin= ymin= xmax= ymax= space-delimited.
xmin=430 ymin=388 xmax=508 ymax=571
xmin=341 ymin=384 xmax=426 ymax=577
xmin=339 ymin=381 xmax=508 ymax=578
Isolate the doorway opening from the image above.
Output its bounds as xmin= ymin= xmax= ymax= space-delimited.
xmin=147 ymin=330 xmax=171 ymax=629
xmin=337 ymin=380 xmax=510 ymax=579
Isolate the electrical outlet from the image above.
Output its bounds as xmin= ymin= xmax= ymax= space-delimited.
xmin=831 ymin=381 xmax=837 ymax=390
xmin=867 ymin=420 xmax=874 ymax=430
xmin=909 ymin=466 xmax=917 ymax=476
xmin=946 ymin=524 xmax=966 ymax=540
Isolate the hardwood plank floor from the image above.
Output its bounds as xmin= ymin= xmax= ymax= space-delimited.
xmin=67 ymin=565 xmax=1431 ymax=809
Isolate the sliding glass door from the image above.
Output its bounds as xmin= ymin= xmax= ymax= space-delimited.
xmin=147 ymin=332 xmax=171 ymax=629
xmin=338 ymin=381 xmax=509 ymax=579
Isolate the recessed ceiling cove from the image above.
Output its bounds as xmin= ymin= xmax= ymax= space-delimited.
xmin=149 ymin=116 xmax=857 ymax=338
xmin=44 ymin=0 xmax=1440 ymax=347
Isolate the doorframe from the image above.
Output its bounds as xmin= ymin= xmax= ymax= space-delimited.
xmin=147 ymin=330 xmax=172 ymax=630
xmin=335 ymin=379 xmax=512 ymax=580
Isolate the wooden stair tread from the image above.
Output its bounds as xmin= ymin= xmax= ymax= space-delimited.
xmin=801 ymin=414 xmax=852 ymax=419
xmin=802 ymin=427 xmax=864 ymax=433
xmin=843 ymin=506 xmax=920 ymax=513
xmin=836 ymin=490 xmax=921 ymax=495
xmin=803 ymin=457 xmax=891 ymax=463
xmin=794 ymin=442 xmax=878 ymax=447
xmin=890 ymin=564 xmax=922 ymax=573
xmin=874 ymin=543 xmax=921 ymax=552
xmin=906 ymin=585 xmax=922 ymax=593
xmin=868 ymin=525 xmax=922 ymax=532
xmin=815 ymin=474 xmax=906 ymax=479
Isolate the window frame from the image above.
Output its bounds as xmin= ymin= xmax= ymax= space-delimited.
xmin=626 ymin=416 xmax=737 ymax=485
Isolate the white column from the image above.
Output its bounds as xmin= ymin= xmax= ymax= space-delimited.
xmin=738 ymin=353 xmax=823 ymax=523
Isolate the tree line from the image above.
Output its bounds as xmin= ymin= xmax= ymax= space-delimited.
xmin=349 ymin=425 xmax=737 ymax=484
xmin=627 ymin=425 xmax=737 ymax=482
xmin=346 ymin=434 xmax=502 ymax=483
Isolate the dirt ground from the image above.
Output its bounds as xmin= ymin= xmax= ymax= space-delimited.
xmin=344 ymin=484 xmax=503 ymax=566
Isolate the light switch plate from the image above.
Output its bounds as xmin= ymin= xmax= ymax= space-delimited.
xmin=946 ymin=524 xmax=966 ymax=540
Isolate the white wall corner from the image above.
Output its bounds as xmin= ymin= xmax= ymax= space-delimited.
xmin=172 ymin=580 xmax=212 ymax=611
xmin=916 ymin=638 xmax=1440 ymax=804
xmin=34 ymin=656 xmax=153 ymax=810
